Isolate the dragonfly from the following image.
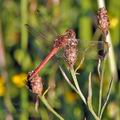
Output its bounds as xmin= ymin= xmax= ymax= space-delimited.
xmin=26 ymin=25 xmax=77 ymax=79
xmin=26 ymin=11 xmax=109 ymax=80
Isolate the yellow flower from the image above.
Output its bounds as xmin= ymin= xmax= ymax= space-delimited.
xmin=107 ymin=102 xmax=119 ymax=118
xmin=0 ymin=76 xmax=6 ymax=96
xmin=65 ymin=91 xmax=77 ymax=104
xmin=12 ymin=73 xmax=27 ymax=88
xmin=110 ymin=17 xmax=119 ymax=28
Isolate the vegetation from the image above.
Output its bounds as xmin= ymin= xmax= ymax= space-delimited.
xmin=0 ymin=0 xmax=120 ymax=120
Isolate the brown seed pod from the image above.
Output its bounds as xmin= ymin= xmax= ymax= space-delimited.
xmin=26 ymin=72 xmax=43 ymax=96
xmin=63 ymin=30 xmax=78 ymax=68
xmin=97 ymin=7 xmax=110 ymax=35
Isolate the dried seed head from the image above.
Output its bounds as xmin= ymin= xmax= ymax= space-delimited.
xmin=63 ymin=35 xmax=78 ymax=69
xmin=97 ymin=7 xmax=110 ymax=35
xmin=26 ymin=72 xmax=43 ymax=96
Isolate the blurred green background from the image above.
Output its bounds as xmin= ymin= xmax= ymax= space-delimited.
xmin=0 ymin=0 xmax=120 ymax=120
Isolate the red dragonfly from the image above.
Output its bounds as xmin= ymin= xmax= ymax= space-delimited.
xmin=26 ymin=24 xmax=78 ymax=80
xmin=26 ymin=16 xmax=109 ymax=80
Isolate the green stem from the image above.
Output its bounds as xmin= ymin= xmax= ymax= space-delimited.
xmin=40 ymin=96 xmax=64 ymax=120
xmin=97 ymin=0 xmax=118 ymax=81
xmin=88 ymin=98 xmax=100 ymax=120
xmin=59 ymin=66 xmax=79 ymax=94
xmin=70 ymin=68 xmax=86 ymax=104
xmin=87 ymin=72 xmax=100 ymax=120
xmin=98 ymin=59 xmax=106 ymax=116
xmin=100 ymin=79 xmax=113 ymax=119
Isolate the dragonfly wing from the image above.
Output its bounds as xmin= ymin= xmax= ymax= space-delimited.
xmin=36 ymin=9 xmax=59 ymax=37
xmin=26 ymin=24 xmax=48 ymax=41
xmin=77 ymin=40 xmax=109 ymax=60
xmin=52 ymin=40 xmax=109 ymax=62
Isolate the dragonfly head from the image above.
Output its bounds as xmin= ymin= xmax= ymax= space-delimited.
xmin=53 ymin=29 xmax=77 ymax=48
xmin=65 ymin=29 xmax=76 ymax=39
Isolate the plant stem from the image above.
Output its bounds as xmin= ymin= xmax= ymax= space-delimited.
xmin=40 ymin=96 xmax=64 ymax=120
xmin=98 ymin=58 xmax=106 ymax=116
xmin=59 ymin=66 xmax=79 ymax=94
xmin=100 ymin=78 xmax=113 ymax=119
xmin=70 ymin=68 xmax=86 ymax=104
xmin=88 ymin=98 xmax=100 ymax=120
xmin=87 ymin=72 xmax=100 ymax=120
xmin=97 ymin=0 xmax=118 ymax=81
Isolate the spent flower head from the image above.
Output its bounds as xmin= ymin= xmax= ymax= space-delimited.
xmin=63 ymin=29 xmax=78 ymax=69
xmin=97 ymin=7 xmax=110 ymax=36
xmin=26 ymin=72 xmax=43 ymax=96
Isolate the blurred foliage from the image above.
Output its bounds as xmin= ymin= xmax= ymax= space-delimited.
xmin=0 ymin=0 xmax=120 ymax=120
